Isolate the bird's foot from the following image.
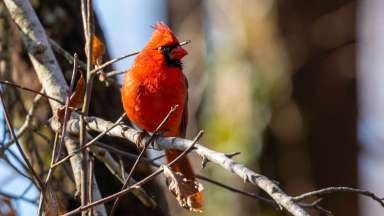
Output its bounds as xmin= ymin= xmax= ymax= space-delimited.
xmin=136 ymin=130 xmax=149 ymax=150
xmin=136 ymin=130 xmax=166 ymax=150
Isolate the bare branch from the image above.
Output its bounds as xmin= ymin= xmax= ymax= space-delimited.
xmin=90 ymin=145 xmax=157 ymax=207
xmin=90 ymin=52 xmax=139 ymax=75
xmin=51 ymin=113 xmax=126 ymax=169
xmin=80 ymin=1 xmax=94 ymax=213
xmin=57 ymin=54 xmax=79 ymax=162
xmin=110 ymin=105 xmax=179 ymax=215
xmin=91 ymin=40 xmax=191 ymax=76
xmin=62 ymin=130 xmax=203 ymax=216
xmin=0 ymin=90 xmax=44 ymax=189
xmin=49 ymin=39 xmax=87 ymax=70
xmin=3 ymin=0 xmax=67 ymax=111
xmin=0 ymin=91 xmax=42 ymax=151
xmin=65 ymin=116 xmax=309 ymax=216
xmin=2 ymin=0 xmax=107 ymax=214
xmin=0 ymin=81 xmax=64 ymax=105
xmin=0 ymin=191 xmax=37 ymax=205
xmin=67 ymin=117 xmax=384 ymax=214
xmin=37 ymin=132 xmax=60 ymax=216
xmin=294 ymin=186 xmax=384 ymax=208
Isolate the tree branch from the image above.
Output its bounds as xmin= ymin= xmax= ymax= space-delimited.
xmin=66 ymin=116 xmax=310 ymax=216
xmin=2 ymin=0 xmax=107 ymax=214
xmin=294 ymin=186 xmax=384 ymax=207
xmin=90 ymin=145 xmax=157 ymax=207
xmin=62 ymin=130 xmax=203 ymax=216
xmin=71 ymin=118 xmax=384 ymax=214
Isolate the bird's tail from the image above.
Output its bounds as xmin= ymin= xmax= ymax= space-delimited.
xmin=165 ymin=149 xmax=195 ymax=180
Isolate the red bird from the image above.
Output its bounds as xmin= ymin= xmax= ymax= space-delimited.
xmin=121 ymin=22 xmax=194 ymax=180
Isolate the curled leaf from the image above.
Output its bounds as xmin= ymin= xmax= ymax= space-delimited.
xmin=162 ymin=165 xmax=203 ymax=212
xmin=92 ymin=35 xmax=105 ymax=66
xmin=56 ymin=73 xmax=86 ymax=125
xmin=68 ymin=73 xmax=85 ymax=109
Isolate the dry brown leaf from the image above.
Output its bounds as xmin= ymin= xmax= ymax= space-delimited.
xmin=162 ymin=165 xmax=204 ymax=212
xmin=68 ymin=73 xmax=85 ymax=109
xmin=92 ymin=35 xmax=105 ymax=66
xmin=56 ymin=73 xmax=86 ymax=125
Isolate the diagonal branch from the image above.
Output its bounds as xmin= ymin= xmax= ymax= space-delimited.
xmin=294 ymin=187 xmax=384 ymax=207
xmin=0 ymin=90 xmax=44 ymax=189
xmin=66 ymin=116 xmax=310 ymax=216
xmin=90 ymin=145 xmax=157 ymax=207
xmin=62 ymin=130 xmax=204 ymax=216
xmin=110 ymin=105 xmax=179 ymax=215
xmin=0 ymin=91 xmax=42 ymax=152
xmin=49 ymin=39 xmax=87 ymax=70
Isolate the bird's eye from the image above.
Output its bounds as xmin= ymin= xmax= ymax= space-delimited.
xmin=159 ymin=46 xmax=168 ymax=53
xmin=159 ymin=46 xmax=172 ymax=54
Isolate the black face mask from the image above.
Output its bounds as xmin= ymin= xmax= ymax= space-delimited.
xmin=160 ymin=44 xmax=183 ymax=68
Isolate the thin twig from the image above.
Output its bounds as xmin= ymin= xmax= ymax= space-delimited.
xmin=46 ymin=136 xmax=59 ymax=182
xmin=97 ymin=140 xmax=384 ymax=215
xmin=118 ymin=156 xmax=125 ymax=181
xmin=1 ymin=92 xmax=42 ymax=151
xmin=1 ymin=150 xmax=34 ymax=182
xmin=294 ymin=186 xmax=384 ymax=208
xmin=80 ymin=0 xmax=94 ymax=213
xmin=19 ymin=182 xmax=35 ymax=199
xmin=36 ymin=132 xmax=60 ymax=216
xmin=109 ymin=105 xmax=179 ymax=215
xmin=51 ymin=113 xmax=126 ymax=169
xmin=95 ymin=142 xmax=276 ymax=206
xmin=91 ymin=52 xmax=139 ymax=75
xmin=62 ymin=130 xmax=203 ymax=216
xmin=90 ymin=145 xmax=156 ymax=207
xmin=0 ymin=90 xmax=44 ymax=189
xmin=0 ymin=191 xmax=38 ymax=205
xmin=88 ymin=155 xmax=95 ymax=216
xmin=49 ymin=39 xmax=87 ymax=70
xmin=56 ymin=54 xmax=79 ymax=162
xmin=105 ymin=70 xmax=125 ymax=78
xmin=37 ymin=54 xmax=78 ymax=216
xmin=3 ymin=0 xmax=106 ymax=214
xmin=91 ymin=40 xmax=191 ymax=75
xmin=197 ymin=175 xmax=275 ymax=205
xmin=0 ymin=80 xmax=88 ymax=116
xmin=0 ymin=81 xmax=63 ymax=105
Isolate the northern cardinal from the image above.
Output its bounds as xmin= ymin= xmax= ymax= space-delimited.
xmin=121 ymin=22 xmax=195 ymax=181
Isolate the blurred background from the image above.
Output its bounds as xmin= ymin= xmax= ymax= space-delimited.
xmin=1 ymin=0 xmax=384 ymax=215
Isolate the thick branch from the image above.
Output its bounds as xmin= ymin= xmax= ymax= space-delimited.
xmin=4 ymin=0 xmax=155 ymax=210
xmin=66 ymin=116 xmax=310 ymax=216
xmin=3 ymin=0 xmax=67 ymax=111
xmin=2 ymin=0 xmax=104 ymax=214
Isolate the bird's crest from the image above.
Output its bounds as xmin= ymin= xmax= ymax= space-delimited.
xmin=146 ymin=21 xmax=179 ymax=49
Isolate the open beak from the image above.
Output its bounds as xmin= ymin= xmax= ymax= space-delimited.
xmin=170 ymin=46 xmax=188 ymax=60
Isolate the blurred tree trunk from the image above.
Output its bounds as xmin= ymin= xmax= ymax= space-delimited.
xmin=358 ymin=0 xmax=384 ymax=215
xmin=261 ymin=1 xmax=358 ymax=215
xmin=1 ymin=0 xmax=168 ymax=215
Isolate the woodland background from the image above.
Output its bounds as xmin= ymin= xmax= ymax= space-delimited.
xmin=0 ymin=0 xmax=383 ymax=215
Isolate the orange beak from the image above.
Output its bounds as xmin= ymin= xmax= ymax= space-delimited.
xmin=170 ymin=46 xmax=188 ymax=60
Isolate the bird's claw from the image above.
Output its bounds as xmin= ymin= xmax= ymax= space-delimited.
xmin=136 ymin=130 xmax=149 ymax=150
